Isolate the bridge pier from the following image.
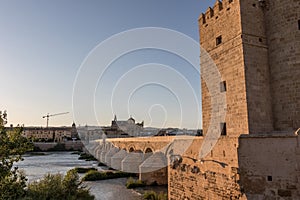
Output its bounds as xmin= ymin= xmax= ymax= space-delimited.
xmin=122 ymin=152 xmax=145 ymax=173
xmin=94 ymin=144 xmax=102 ymax=160
xmin=111 ymin=149 xmax=128 ymax=170
xmin=99 ymin=142 xmax=112 ymax=163
xmin=139 ymin=152 xmax=168 ymax=185
xmin=105 ymin=147 xmax=119 ymax=167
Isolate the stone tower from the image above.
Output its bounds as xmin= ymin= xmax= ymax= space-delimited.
xmin=263 ymin=0 xmax=300 ymax=131
xmin=199 ymin=0 xmax=299 ymax=135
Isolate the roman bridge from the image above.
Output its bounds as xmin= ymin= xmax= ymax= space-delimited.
xmin=82 ymin=134 xmax=241 ymax=187
xmin=83 ymin=135 xmax=201 ymax=185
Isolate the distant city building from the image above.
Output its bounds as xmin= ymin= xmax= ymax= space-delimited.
xmin=22 ymin=122 xmax=79 ymax=142
xmin=77 ymin=115 xmax=144 ymax=142
xmin=154 ymin=128 xmax=201 ymax=136
xmin=108 ymin=115 xmax=144 ymax=137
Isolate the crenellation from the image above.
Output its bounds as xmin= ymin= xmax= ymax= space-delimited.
xmin=200 ymin=0 xmax=237 ymax=28
xmin=213 ymin=0 xmax=223 ymax=13
xmin=205 ymin=7 xmax=214 ymax=19
xmin=198 ymin=13 xmax=205 ymax=24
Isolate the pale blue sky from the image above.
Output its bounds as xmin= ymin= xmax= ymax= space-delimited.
xmin=0 ymin=0 xmax=214 ymax=128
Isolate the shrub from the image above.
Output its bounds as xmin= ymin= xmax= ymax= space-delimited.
xmin=78 ymin=153 xmax=97 ymax=161
xmin=74 ymin=167 xmax=97 ymax=174
xmin=97 ymin=162 xmax=106 ymax=166
xmin=82 ymin=170 xmax=133 ymax=181
xmin=125 ymin=177 xmax=145 ymax=189
xmin=143 ymin=191 xmax=168 ymax=200
xmin=26 ymin=169 xmax=94 ymax=200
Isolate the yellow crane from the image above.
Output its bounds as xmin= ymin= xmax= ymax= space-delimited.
xmin=42 ymin=112 xmax=69 ymax=128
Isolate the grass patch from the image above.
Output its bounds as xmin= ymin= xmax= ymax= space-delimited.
xmin=74 ymin=167 xmax=97 ymax=174
xmin=97 ymin=162 xmax=106 ymax=167
xmin=78 ymin=153 xmax=97 ymax=161
xmin=71 ymin=151 xmax=81 ymax=155
xmin=125 ymin=177 xmax=145 ymax=189
xmin=82 ymin=170 xmax=133 ymax=181
xmin=143 ymin=191 xmax=168 ymax=200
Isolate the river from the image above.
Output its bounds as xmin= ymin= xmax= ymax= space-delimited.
xmin=16 ymin=151 xmax=142 ymax=200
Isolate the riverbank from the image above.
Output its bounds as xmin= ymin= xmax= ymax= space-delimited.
xmin=15 ymin=151 xmax=146 ymax=200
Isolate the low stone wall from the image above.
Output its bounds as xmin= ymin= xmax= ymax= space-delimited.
xmin=168 ymin=134 xmax=300 ymax=199
xmin=33 ymin=141 xmax=83 ymax=151
xmin=168 ymin=136 xmax=243 ymax=199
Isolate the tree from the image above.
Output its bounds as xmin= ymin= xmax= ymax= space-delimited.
xmin=0 ymin=111 xmax=34 ymax=199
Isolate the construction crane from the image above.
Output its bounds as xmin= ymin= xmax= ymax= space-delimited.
xmin=42 ymin=112 xmax=69 ymax=128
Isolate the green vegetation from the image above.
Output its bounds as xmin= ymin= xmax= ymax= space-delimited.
xmin=71 ymin=151 xmax=81 ymax=155
xmin=125 ymin=177 xmax=145 ymax=189
xmin=82 ymin=170 xmax=133 ymax=181
xmin=25 ymin=169 xmax=94 ymax=200
xmin=32 ymin=145 xmax=43 ymax=152
xmin=0 ymin=111 xmax=33 ymax=200
xmin=0 ymin=111 xmax=95 ymax=200
xmin=97 ymin=162 xmax=106 ymax=166
xmin=143 ymin=191 xmax=168 ymax=200
xmin=78 ymin=153 xmax=97 ymax=161
xmin=74 ymin=167 xmax=97 ymax=174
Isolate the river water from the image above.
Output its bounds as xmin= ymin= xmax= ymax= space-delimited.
xmin=16 ymin=152 xmax=142 ymax=200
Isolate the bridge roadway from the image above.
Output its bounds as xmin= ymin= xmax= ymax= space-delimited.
xmin=84 ymin=135 xmax=196 ymax=185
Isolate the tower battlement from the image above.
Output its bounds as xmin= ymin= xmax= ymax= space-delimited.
xmin=198 ymin=0 xmax=234 ymax=25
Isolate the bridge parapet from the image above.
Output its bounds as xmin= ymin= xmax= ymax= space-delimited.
xmin=106 ymin=136 xmax=184 ymax=153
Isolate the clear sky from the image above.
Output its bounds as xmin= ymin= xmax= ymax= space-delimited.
xmin=0 ymin=0 xmax=215 ymax=128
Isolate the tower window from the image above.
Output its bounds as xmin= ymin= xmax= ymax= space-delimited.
xmin=216 ymin=36 xmax=222 ymax=45
xmin=267 ymin=176 xmax=272 ymax=181
xmin=220 ymin=81 xmax=227 ymax=92
xmin=298 ymin=20 xmax=300 ymax=30
xmin=229 ymin=0 xmax=233 ymax=3
xmin=221 ymin=123 xmax=227 ymax=136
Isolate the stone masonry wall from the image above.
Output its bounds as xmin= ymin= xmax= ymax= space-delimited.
xmin=199 ymin=0 xmax=249 ymax=136
xmin=168 ymin=136 xmax=244 ymax=199
xmin=238 ymin=134 xmax=300 ymax=199
xmin=169 ymin=0 xmax=300 ymax=199
xmin=264 ymin=0 xmax=300 ymax=131
xmin=240 ymin=0 xmax=274 ymax=133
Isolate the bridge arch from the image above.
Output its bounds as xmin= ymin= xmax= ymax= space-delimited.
xmin=128 ymin=147 xmax=135 ymax=152
xmin=144 ymin=147 xmax=154 ymax=153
